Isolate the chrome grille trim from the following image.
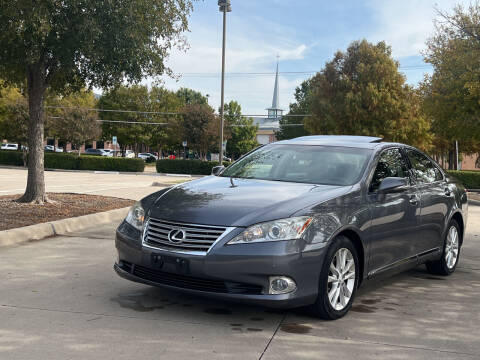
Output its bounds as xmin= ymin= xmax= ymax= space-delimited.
xmin=142 ymin=218 xmax=236 ymax=256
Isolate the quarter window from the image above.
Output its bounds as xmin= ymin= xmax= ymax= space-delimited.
xmin=406 ymin=149 xmax=443 ymax=183
xmin=370 ymin=148 xmax=409 ymax=192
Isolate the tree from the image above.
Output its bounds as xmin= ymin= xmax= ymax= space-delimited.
xmin=0 ymin=86 xmax=29 ymax=149
xmin=176 ymin=88 xmax=209 ymax=106
xmin=422 ymin=3 xmax=480 ymax=166
xmin=0 ymin=0 xmax=194 ymax=203
xmin=179 ymin=104 xmax=217 ymax=159
xmin=223 ymin=101 xmax=258 ymax=159
xmin=149 ymin=87 xmax=184 ymax=156
xmin=276 ymin=79 xmax=312 ymax=140
xmin=48 ymin=90 xmax=101 ymax=155
xmin=99 ymin=86 xmax=152 ymax=156
xmin=304 ymin=40 xmax=432 ymax=150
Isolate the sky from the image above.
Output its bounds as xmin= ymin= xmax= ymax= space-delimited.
xmin=150 ymin=0 xmax=471 ymax=115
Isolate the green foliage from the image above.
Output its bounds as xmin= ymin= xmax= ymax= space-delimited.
xmin=0 ymin=86 xmax=29 ymax=145
xmin=99 ymin=85 xmax=153 ymax=154
xmin=75 ymin=156 xmax=145 ymax=172
xmin=0 ymin=0 xmax=194 ymax=91
xmin=446 ymin=170 xmax=480 ymax=189
xmin=276 ymin=79 xmax=312 ymax=140
xmin=48 ymin=90 xmax=101 ymax=152
xmin=0 ymin=0 xmax=194 ymax=201
xmin=422 ymin=3 xmax=480 ymax=154
xmin=156 ymin=159 xmax=231 ymax=175
xmin=179 ymin=104 xmax=217 ymax=159
xmin=0 ymin=150 xmax=24 ymax=166
xmin=176 ymin=88 xmax=208 ymax=106
xmin=148 ymin=87 xmax=185 ymax=152
xmin=0 ymin=151 xmax=144 ymax=172
xmin=223 ymin=101 xmax=258 ymax=159
xmin=304 ymin=40 xmax=432 ymax=150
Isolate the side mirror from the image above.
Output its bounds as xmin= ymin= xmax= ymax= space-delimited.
xmin=378 ymin=177 xmax=408 ymax=193
xmin=211 ymin=165 xmax=225 ymax=176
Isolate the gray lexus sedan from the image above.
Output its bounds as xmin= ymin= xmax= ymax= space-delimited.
xmin=114 ymin=135 xmax=468 ymax=319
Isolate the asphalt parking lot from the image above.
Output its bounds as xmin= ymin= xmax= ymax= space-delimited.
xmin=1 ymin=204 xmax=479 ymax=359
xmin=0 ymin=167 xmax=191 ymax=200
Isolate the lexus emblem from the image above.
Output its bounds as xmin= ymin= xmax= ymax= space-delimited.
xmin=168 ymin=229 xmax=186 ymax=244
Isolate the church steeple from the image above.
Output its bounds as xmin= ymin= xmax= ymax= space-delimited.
xmin=267 ymin=57 xmax=283 ymax=119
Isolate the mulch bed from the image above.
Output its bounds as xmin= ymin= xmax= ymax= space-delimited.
xmin=0 ymin=193 xmax=134 ymax=231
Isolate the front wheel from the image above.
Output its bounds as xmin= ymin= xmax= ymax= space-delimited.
xmin=311 ymin=236 xmax=359 ymax=320
xmin=426 ymin=219 xmax=461 ymax=276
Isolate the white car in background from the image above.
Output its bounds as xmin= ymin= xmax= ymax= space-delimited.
xmin=45 ymin=145 xmax=63 ymax=152
xmin=124 ymin=150 xmax=135 ymax=158
xmin=138 ymin=152 xmax=158 ymax=161
xmin=1 ymin=143 xmax=18 ymax=150
xmin=99 ymin=149 xmax=114 ymax=157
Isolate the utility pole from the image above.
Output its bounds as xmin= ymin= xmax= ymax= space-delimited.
xmin=218 ymin=0 xmax=231 ymax=164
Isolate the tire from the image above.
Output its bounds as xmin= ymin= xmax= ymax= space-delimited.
xmin=310 ymin=236 xmax=359 ymax=320
xmin=426 ymin=219 xmax=461 ymax=276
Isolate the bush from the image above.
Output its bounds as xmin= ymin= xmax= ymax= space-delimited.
xmin=447 ymin=170 xmax=480 ymax=189
xmin=77 ymin=155 xmax=145 ymax=172
xmin=156 ymin=159 xmax=231 ymax=175
xmin=0 ymin=150 xmax=24 ymax=166
xmin=0 ymin=150 xmax=144 ymax=172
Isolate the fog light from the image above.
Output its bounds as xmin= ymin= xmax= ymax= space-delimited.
xmin=269 ymin=276 xmax=296 ymax=294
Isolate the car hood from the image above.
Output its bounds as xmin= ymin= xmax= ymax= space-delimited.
xmin=147 ymin=176 xmax=352 ymax=227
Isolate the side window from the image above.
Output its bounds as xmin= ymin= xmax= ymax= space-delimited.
xmin=370 ymin=148 xmax=409 ymax=192
xmin=406 ymin=149 xmax=443 ymax=184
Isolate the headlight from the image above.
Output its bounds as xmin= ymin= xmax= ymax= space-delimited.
xmin=125 ymin=202 xmax=145 ymax=231
xmin=227 ymin=216 xmax=312 ymax=244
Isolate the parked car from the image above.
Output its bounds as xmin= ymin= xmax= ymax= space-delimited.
xmin=124 ymin=150 xmax=135 ymax=158
xmin=138 ymin=153 xmax=158 ymax=161
xmin=115 ymin=135 xmax=468 ymax=320
xmin=1 ymin=143 xmax=18 ymax=151
xmin=44 ymin=145 xmax=63 ymax=152
xmin=85 ymin=148 xmax=109 ymax=156
xmin=99 ymin=149 xmax=114 ymax=157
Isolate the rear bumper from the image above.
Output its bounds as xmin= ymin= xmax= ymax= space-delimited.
xmin=114 ymin=221 xmax=327 ymax=309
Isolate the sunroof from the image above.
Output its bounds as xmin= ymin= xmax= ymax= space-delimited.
xmin=292 ymin=135 xmax=383 ymax=143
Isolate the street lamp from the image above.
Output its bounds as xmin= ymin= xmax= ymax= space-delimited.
xmin=218 ymin=0 xmax=231 ymax=164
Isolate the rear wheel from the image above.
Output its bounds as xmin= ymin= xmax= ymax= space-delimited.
xmin=426 ymin=219 xmax=461 ymax=276
xmin=311 ymin=236 xmax=359 ymax=320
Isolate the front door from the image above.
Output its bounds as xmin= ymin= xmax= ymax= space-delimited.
xmin=367 ymin=147 xmax=420 ymax=276
xmin=405 ymin=149 xmax=451 ymax=254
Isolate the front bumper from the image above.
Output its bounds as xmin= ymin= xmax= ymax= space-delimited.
xmin=115 ymin=221 xmax=327 ymax=308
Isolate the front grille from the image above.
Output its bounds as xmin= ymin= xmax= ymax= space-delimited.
xmin=120 ymin=262 xmax=262 ymax=295
xmin=143 ymin=218 xmax=228 ymax=254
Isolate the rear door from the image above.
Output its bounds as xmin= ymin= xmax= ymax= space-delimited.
xmin=367 ymin=147 xmax=421 ymax=276
xmin=405 ymin=148 xmax=451 ymax=255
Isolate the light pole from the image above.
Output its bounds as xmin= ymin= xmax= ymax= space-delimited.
xmin=218 ymin=0 xmax=231 ymax=164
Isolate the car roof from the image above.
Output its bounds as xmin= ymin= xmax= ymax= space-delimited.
xmin=274 ymin=135 xmax=403 ymax=149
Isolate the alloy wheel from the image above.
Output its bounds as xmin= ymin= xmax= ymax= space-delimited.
xmin=445 ymin=226 xmax=459 ymax=269
xmin=327 ymin=248 xmax=356 ymax=311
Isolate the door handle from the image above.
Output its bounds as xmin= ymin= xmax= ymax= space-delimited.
xmin=444 ymin=188 xmax=451 ymax=196
xmin=409 ymin=194 xmax=419 ymax=205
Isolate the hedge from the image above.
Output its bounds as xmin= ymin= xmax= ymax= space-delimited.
xmin=0 ymin=150 xmax=24 ymax=166
xmin=447 ymin=170 xmax=480 ymax=189
xmin=0 ymin=150 xmax=144 ymax=172
xmin=156 ymin=159 xmax=231 ymax=175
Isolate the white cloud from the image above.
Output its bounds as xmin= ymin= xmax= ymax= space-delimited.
xmin=368 ymin=0 xmax=472 ymax=58
xmin=152 ymin=21 xmax=309 ymax=114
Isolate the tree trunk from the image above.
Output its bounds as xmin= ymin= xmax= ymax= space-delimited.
xmin=18 ymin=66 xmax=48 ymax=204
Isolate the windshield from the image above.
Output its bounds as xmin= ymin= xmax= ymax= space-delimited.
xmin=221 ymin=145 xmax=372 ymax=186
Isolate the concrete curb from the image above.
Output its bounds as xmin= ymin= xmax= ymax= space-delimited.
xmin=0 ymin=206 xmax=130 ymax=248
